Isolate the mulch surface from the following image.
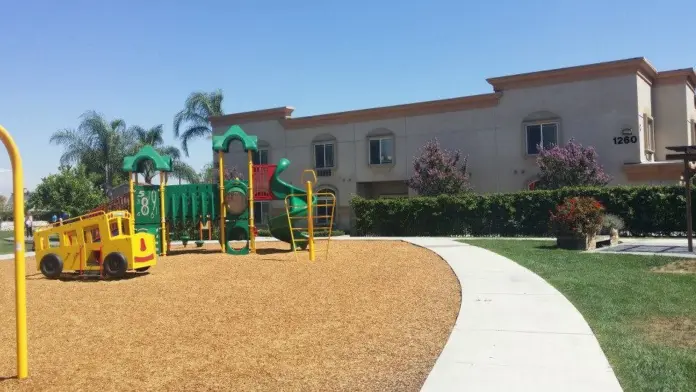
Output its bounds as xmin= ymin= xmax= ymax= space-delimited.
xmin=651 ymin=259 xmax=696 ymax=274
xmin=0 ymin=241 xmax=460 ymax=391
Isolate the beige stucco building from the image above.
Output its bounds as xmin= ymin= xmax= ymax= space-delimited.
xmin=210 ymin=57 xmax=696 ymax=231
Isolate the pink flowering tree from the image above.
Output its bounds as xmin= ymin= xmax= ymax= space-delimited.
xmin=407 ymin=138 xmax=471 ymax=196
xmin=536 ymin=138 xmax=611 ymax=190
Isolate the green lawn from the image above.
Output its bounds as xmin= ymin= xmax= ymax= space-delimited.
xmin=0 ymin=230 xmax=15 ymax=254
xmin=461 ymin=239 xmax=696 ymax=392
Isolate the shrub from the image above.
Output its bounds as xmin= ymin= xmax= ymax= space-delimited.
xmin=549 ymin=197 xmax=605 ymax=237
xmin=406 ymin=138 xmax=471 ymax=196
xmin=601 ymin=213 xmax=625 ymax=234
xmin=350 ymin=185 xmax=690 ymax=237
xmin=536 ymin=138 xmax=611 ymax=189
xmin=256 ymin=228 xmax=345 ymax=237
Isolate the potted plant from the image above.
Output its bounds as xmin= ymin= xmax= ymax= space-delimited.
xmin=549 ymin=196 xmax=605 ymax=250
xmin=600 ymin=213 xmax=624 ymax=245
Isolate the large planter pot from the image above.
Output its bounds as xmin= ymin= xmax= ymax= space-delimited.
xmin=556 ymin=234 xmax=597 ymax=250
xmin=609 ymin=228 xmax=619 ymax=245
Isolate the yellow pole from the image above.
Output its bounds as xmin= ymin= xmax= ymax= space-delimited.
xmin=218 ymin=151 xmax=225 ymax=252
xmin=306 ymin=181 xmax=315 ymax=261
xmin=129 ymin=172 xmax=135 ymax=234
xmin=0 ymin=125 xmax=28 ymax=379
xmin=247 ymin=150 xmax=255 ymax=253
xmin=159 ymin=172 xmax=167 ymax=257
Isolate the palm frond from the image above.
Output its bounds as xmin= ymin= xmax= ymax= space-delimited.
xmin=179 ymin=125 xmax=212 ymax=156
xmin=171 ymin=160 xmax=200 ymax=184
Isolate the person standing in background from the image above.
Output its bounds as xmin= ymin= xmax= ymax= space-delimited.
xmin=24 ymin=214 xmax=33 ymax=237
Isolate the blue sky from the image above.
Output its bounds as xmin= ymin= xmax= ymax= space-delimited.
xmin=1 ymin=0 xmax=694 ymax=197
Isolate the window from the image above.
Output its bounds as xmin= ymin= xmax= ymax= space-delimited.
xmin=691 ymin=120 xmax=696 ymax=146
xmin=314 ymin=142 xmax=334 ymax=169
xmin=252 ymin=149 xmax=269 ymax=165
xmin=525 ymin=122 xmax=558 ymax=155
xmin=254 ymin=201 xmax=270 ymax=227
xmin=369 ymin=137 xmax=394 ymax=165
xmin=644 ymin=115 xmax=655 ymax=161
xmin=315 ymin=188 xmax=336 ymax=226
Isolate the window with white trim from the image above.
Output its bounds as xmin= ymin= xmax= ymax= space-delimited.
xmin=525 ymin=122 xmax=558 ymax=155
xmin=369 ymin=137 xmax=394 ymax=165
xmin=252 ymin=148 xmax=269 ymax=165
xmin=644 ymin=115 xmax=655 ymax=161
xmin=313 ymin=142 xmax=334 ymax=169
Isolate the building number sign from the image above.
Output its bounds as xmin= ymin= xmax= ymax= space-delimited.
xmin=613 ymin=135 xmax=638 ymax=145
xmin=137 ymin=189 xmax=158 ymax=219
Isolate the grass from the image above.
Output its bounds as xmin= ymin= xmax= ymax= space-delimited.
xmin=461 ymin=239 xmax=696 ymax=392
xmin=1 ymin=241 xmax=459 ymax=391
xmin=0 ymin=231 xmax=14 ymax=254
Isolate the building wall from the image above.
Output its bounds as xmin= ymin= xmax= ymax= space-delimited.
xmin=210 ymin=59 xmax=696 ymax=230
xmin=654 ymin=83 xmax=689 ymax=160
xmin=215 ymin=76 xmax=661 ymax=200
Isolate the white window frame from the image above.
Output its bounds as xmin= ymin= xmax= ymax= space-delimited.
xmin=524 ymin=121 xmax=559 ymax=155
xmin=313 ymin=142 xmax=335 ymax=169
xmin=644 ymin=114 xmax=655 ymax=161
xmin=253 ymin=148 xmax=269 ymax=165
xmin=368 ymin=136 xmax=394 ymax=165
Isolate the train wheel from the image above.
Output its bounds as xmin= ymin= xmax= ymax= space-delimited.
xmin=40 ymin=254 xmax=63 ymax=279
xmin=103 ymin=252 xmax=127 ymax=278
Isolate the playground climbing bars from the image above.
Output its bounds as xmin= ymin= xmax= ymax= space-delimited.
xmin=0 ymin=125 xmax=28 ymax=379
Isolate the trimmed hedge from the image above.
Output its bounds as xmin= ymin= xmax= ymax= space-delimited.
xmin=350 ymin=185 xmax=691 ymax=237
xmin=257 ymin=228 xmax=345 ymax=237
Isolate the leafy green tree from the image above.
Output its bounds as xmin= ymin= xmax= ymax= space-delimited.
xmin=28 ymin=165 xmax=106 ymax=217
xmin=173 ymin=90 xmax=224 ymax=156
xmin=198 ymin=162 xmax=242 ymax=183
xmin=0 ymin=194 xmax=8 ymax=220
xmin=131 ymin=124 xmax=199 ymax=184
xmin=50 ymin=111 xmax=135 ymax=196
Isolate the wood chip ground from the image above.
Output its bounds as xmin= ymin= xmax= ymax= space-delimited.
xmin=0 ymin=241 xmax=460 ymax=391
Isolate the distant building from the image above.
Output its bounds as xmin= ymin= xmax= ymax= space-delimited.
xmin=211 ymin=56 xmax=696 ymax=230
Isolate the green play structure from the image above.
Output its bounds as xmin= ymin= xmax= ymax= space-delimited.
xmin=93 ymin=125 xmax=319 ymax=255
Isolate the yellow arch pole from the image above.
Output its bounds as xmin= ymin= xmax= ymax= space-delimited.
xmin=0 ymin=125 xmax=28 ymax=379
xmin=306 ymin=181 xmax=315 ymax=262
xmin=218 ymin=151 xmax=225 ymax=252
xmin=159 ymin=172 xmax=167 ymax=257
xmin=247 ymin=150 xmax=255 ymax=253
xmin=129 ymin=172 xmax=135 ymax=233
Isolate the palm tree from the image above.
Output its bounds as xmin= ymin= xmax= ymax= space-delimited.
xmin=173 ymin=89 xmax=224 ymax=156
xmin=50 ymin=111 xmax=135 ymax=196
xmin=131 ymin=125 xmax=200 ymax=185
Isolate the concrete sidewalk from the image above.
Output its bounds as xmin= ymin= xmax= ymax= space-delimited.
xmin=405 ymin=238 xmax=622 ymax=392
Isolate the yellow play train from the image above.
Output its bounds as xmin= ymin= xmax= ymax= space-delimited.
xmin=33 ymin=210 xmax=157 ymax=279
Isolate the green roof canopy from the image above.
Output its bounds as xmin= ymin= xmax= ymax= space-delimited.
xmin=212 ymin=125 xmax=258 ymax=153
xmin=122 ymin=145 xmax=173 ymax=173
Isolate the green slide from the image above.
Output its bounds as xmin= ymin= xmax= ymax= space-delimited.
xmin=268 ymin=158 xmax=317 ymax=249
